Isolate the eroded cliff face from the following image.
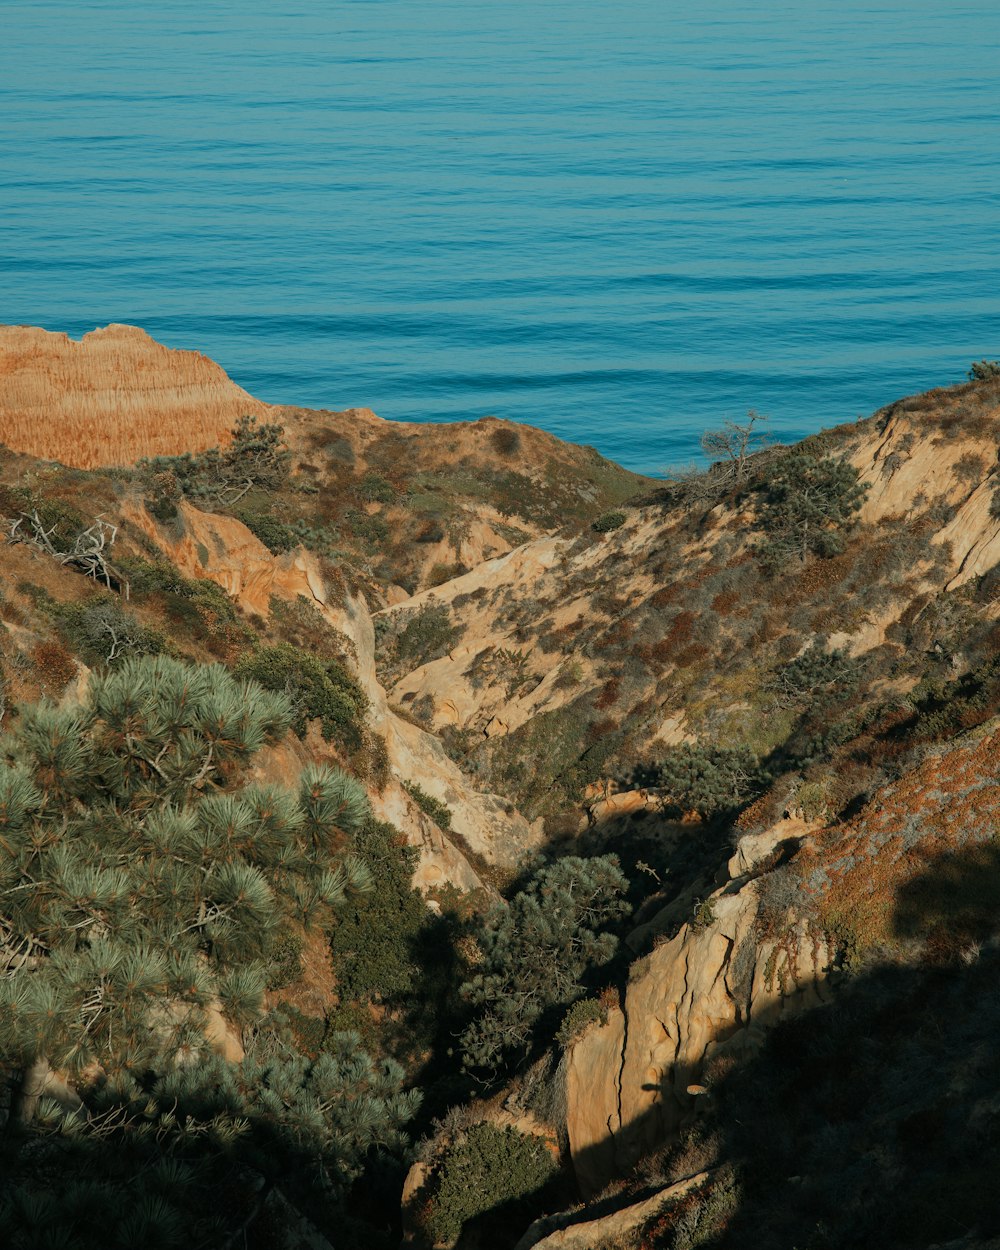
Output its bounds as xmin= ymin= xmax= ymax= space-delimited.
xmin=124 ymin=497 xmax=542 ymax=892
xmin=0 ymin=323 xmax=268 ymax=467
xmin=564 ymin=863 xmax=829 ymax=1197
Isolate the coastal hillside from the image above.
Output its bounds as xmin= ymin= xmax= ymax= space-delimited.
xmin=1 ymin=327 xmax=1000 ymax=1249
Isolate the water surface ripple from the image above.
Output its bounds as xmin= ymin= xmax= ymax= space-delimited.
xmin=3 ymin=1 xmax=1000 ymax=472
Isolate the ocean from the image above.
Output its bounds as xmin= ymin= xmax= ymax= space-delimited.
xmin=3 ymin=0 xmax=1000 ymax=474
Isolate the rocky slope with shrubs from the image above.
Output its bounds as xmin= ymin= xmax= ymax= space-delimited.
xmin=3 ymin=325 xmax=1000 ymax=1249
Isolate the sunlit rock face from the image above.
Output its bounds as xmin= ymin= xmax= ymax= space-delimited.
xmin=0 ymin=322 xmax=267 ymax=468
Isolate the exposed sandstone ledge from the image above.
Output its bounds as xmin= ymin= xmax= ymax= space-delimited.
xmin=512 ymin=1171 xmax=709 ymax=1250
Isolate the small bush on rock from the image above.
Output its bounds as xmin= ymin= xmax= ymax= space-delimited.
xmin=419 ymin=1123 xmax=557 ymax=1247
xmin=556 ymin=997 xmax=607 ymax=1047
xmin=403 ymin=780 xmax=453 ymax=830
xmin=396 ymin=603 xmax=462 ymax=667
xmin=234 ymin=508 xmax=299 ymax=553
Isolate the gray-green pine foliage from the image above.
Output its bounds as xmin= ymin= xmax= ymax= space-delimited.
xmin=755 ymin=452 xmax=867 ymax=568
xmin=459 ymin=855 xmax=629 ymax=1078
xmin=635 ymin=743 xmax=768 ymax=820
xmin=0 ymin=654 xmax=421 ymax=1248
xmin=0 ymin=655 xmax=372 ymax=1076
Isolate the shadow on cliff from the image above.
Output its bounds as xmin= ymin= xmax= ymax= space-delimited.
xmin=558 ymin=841 xmax=1000 ymax=1250
xmin=10 ymin=845 xmax=1000 ymax=1250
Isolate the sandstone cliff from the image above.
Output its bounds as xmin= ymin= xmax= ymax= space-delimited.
xmin=0 ymin=323 xmax=268 ymax=467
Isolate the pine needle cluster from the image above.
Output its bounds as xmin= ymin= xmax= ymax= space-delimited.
xmin=0 ymin=655 xmax=420 ymax=1247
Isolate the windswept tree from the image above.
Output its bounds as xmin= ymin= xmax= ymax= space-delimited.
xmin=700 ymin=409 xmax=770 ymax=487
xmin=141 ymin=413 xmax=291 ymax=507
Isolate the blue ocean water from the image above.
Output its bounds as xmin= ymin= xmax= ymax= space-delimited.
xmin=3 ymin=1 xmax=1000 ymax=474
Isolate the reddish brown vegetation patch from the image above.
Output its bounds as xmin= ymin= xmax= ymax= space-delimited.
xmin=595 ymin=677 xmax=621 ymax=710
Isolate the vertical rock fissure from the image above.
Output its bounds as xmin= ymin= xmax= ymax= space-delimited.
xmin=675 ymin=946 xmax=692 ymax=1067
xmin=612 ymin=1000 xmax=629 ymax=1140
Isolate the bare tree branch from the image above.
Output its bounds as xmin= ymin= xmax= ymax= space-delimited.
xmin=5 ymin=511 xmax=129 ymax=597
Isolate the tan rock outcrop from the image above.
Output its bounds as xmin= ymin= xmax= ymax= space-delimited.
xmin=565 ymin=876 xmax=830 ymax=1196
xmin=513 ymin=1171 xmax=709 ymax=1250
xmin=727 ymin=814 xmax=815 ymax=877
xmin=0 ymin=323 xmax=267 ymax=467
xmin=563 ymin=1008 xmax=627 ymax=1197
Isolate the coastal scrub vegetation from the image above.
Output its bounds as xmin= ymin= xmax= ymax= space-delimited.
xmin=9 ymin=363 xmax=1000 ymax=1247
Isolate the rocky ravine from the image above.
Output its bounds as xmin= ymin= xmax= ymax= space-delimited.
xmin=122 ymin=496 xmax=543 ymax=893
xmin=6 ymin=324 xmax=1000 ymax=1245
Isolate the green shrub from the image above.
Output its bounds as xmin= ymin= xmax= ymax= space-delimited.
xmin=769 ymin=643 xmax=861 ymax=708
xmin=692 ymin=897 xmax=718 ymax=929
xmin=592 ymin=509 xmax=626 ymax=533
xmin=266 ymin=929 xmax=305 ymax=990
xmin=634 ymin=743 xmax=769 ymax=820
xmin=793 ymin=778 xmax=831 ymax=821
xmin=478 ymin=704 xmax=616 ymax=819
xmin=357 ymin=471 xmax=397 ymax=503
xmin=55 ymin=598 xmax=165 ymax=667
xmin=395 ymin=602 xmax=461 ymax=667
xmin=114 ymin=558 xmax=252 ymax=660
xmin=403 ymin=780 xmax=453 ymax=830
xmin=329 ymin=818 xmax=426 ymax=1005
xmin=420 ymin=1123 xmax=557 ymax=1246
xmin=490 ymin=426 xmax=522 ymax=457
xmin=144 ymin=469 xmax=182 ymax=522
xmin=556 ymin=997 xmax=607 ymax=1047
xmin=118 ymin=558 xmax=239 ymax=622
xmin=346 ymin=509 xmax=389 ymax=548
xmin=234 ymin=508 xmax=299 ymax=553
xmin=235 ymin=642 xmax=368 ymax=749
xmin=968 ymin=359 xmax=1000 ymax=380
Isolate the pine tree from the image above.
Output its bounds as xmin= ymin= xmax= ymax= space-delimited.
xmin=755 ymin=452 xmax=867 ymax=568
xmin=0 ymin=655 xmax=419 ymax=1247
xmin=459 ymin=855 xmax=629 ymax=1078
